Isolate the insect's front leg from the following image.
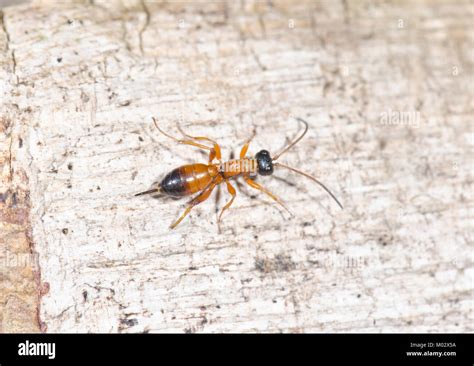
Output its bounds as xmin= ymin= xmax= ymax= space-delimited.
xmin=243 ymin=175 xmax=294 ymax=217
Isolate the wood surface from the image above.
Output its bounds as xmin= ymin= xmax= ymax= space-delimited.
xmin=0 ymin=0 xmax=472 ymax=332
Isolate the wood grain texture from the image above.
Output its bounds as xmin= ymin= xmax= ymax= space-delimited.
xmin=0 ymin=0 xmax=472 ymax=333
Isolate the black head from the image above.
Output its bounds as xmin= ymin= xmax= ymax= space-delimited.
xmin=255 ymin=150 xmax=274 ymax=176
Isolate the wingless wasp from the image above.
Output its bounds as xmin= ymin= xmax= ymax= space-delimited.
xmin=136 ymin=118 xmax=343 ymax=229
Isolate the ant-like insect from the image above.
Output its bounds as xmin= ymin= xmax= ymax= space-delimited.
xmin=135 ymin=117 xmax=343 ymax=229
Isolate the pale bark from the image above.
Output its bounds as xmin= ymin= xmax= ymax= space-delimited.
xmin=0 ymin=0 xmax=472 ymax=332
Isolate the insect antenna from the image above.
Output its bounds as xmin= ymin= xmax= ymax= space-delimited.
xmin=271 ymin=117 xmax=343 ymax=209
xmin=272 ymin=118 xmax=309 ymax=161
xmin=273 ymin=162 xmax=343 ymax=210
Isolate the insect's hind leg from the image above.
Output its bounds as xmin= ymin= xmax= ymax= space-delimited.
xmin=152 ymin=117 xmax=212 ymax=152
xmin=177 ymin=124 xmax=222 ymax=162
xmin=243 ymin=175 xmax=294 ymax=217
xmin=169 ymin=177 xmax=221 ymax=229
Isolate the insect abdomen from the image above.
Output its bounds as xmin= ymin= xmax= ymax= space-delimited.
xmin=160 ymin=164 xmax=213 ymax=197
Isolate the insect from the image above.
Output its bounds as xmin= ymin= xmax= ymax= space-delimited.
xmin=135 ymin=117 xmax=343 ymax=229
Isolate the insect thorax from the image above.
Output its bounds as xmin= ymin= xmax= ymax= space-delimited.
xmin=219 ymin=159 xmax=258 ymax=175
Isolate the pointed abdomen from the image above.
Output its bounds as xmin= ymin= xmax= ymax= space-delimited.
xmin=160 ymin=164 xmax=215 ymax=197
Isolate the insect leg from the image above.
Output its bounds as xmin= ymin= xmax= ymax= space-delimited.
xmin=239 ymin=130 xmax=256 ymax=158
xmin=208 ymin=149 xmax=217 ymax=164
xmin=152 ymin=117 xmax=212 ymax=152
xmin=218 ymin=180 xmax=237 ymax=223
xmin=243 ymin=175 xmax=294 ymax=216
xmin=177 ymin=124 xmax=222 ymax=162
xmin=169 ymin=177 xmax=221 ymax=229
